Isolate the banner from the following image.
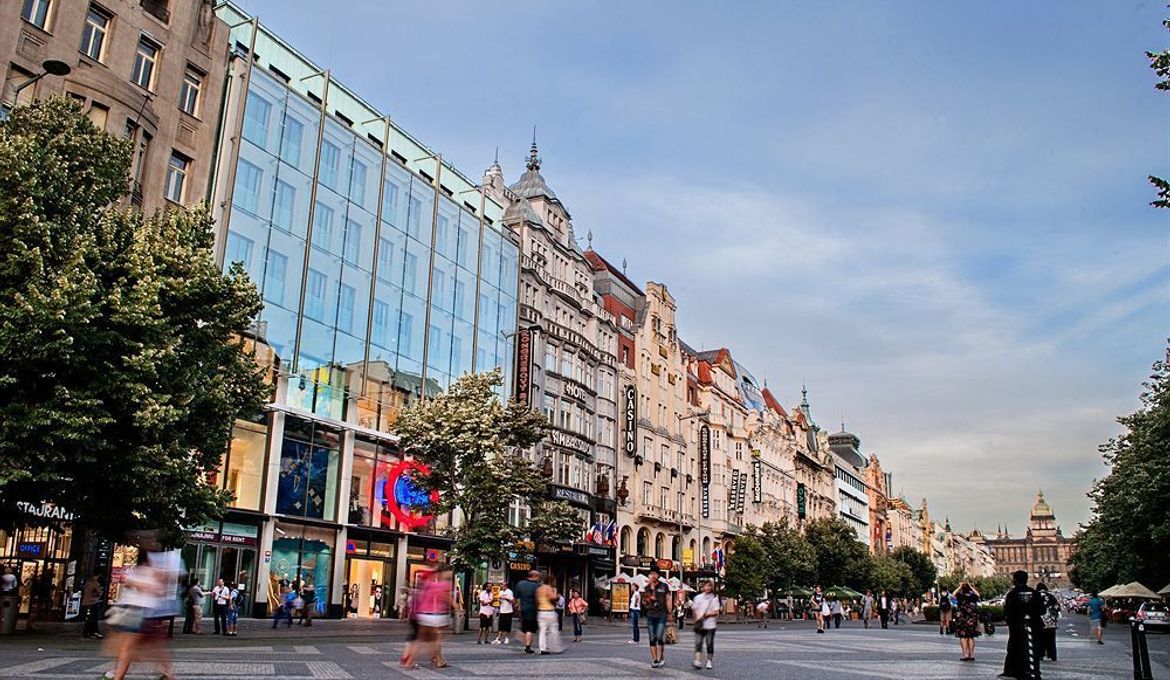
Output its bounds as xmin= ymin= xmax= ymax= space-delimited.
xmin=699 ymin=425 xmax=711 ymax=486
xmin=797 ymin=482 xmax=807 ymax=519
xmin=701 ymin=485 xmax=709 ymax=519
xmin=737 ymin=471 xmax=747 ymax=514
xmin=515 ymin=329 xmax=532 ymax=406
xmin=752 ymin=458 xmax=762 ymax=504
xmin=729 ymin=470 xmax=741 ymax=511
xmin=623 ymin=385 xmax=637 ymax=457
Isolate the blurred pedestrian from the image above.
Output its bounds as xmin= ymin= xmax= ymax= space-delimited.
xmin=953 ymin=581 xmax=981 ymax=661
xmin=567 ymin=589 xmax=588 ymax=642
xmin=415 ymin=567 xmax=453 ymax=668
xmin=26 ymin=570 xmax=53 ymax=632
xmin=939 ymin=588 xmax=954 ymax=635
xmin=1087 ymin=591 xmax=1104 ymax=645
xmin=397 ymin=587 xmax=410 ymax=621
xmin=298 ymin=580 xmax=315 ymax=627
xmin=812 ymin=585 xmax=826 ymax=633
xmin=1036 ymin=583 xmax=1059 ymax=661
xmin=757 ymin=598 xmax=770 ymax=628
xmin=101 ymin=531 xmax=180 ymax=680
xmin=82 ymin=572 xmax=105 ymax=640
xmin=862 ymin=590 xmax=874 ymax=629
xmin=536 ymin=575 xmax=562 ymax=654
xmin=515 ymin=570 xmax=542 ymax=654
xmin=690 ymin=580 xmax=718 ymax=670
xmin=399 ymin=575 xmax=423 ymax=669
xmin=271 ymin=582 xmax=294 ymax=628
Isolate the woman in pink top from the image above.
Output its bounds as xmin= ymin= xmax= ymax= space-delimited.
xmin=414 ymin=567 xmax=454 ymax=668
xmin=567 ymin=590 xmax=589 ymax=642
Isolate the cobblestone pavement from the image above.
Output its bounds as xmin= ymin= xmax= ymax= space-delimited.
xmin=0 ymin=615 xmax=1160 ymax=679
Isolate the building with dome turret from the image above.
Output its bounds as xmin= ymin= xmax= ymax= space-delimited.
xmin=984 ymin=491 xmax=1075 ymax=587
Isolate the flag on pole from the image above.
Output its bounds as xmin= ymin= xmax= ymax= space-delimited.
xmin=585 ymin=522 xmax=602 ymax=544
xmin=604 ymin=519 xmax=617 ymax=546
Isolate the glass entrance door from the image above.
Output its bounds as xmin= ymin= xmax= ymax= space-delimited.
xmin=345 ymin=558 xmax=390 ymax=618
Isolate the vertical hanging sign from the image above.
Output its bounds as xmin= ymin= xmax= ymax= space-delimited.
xmin=623 ymin=385 xmax=638 ymax=457
xmin=737 ymin=471 xmax=747 ymax=514
xmin=729 ymin=470 xmax=741 ymax=512
xmin=515 ymin=329 xmax=532 ymax=407
xmin=752 ymin=459 xmax=763 ymax=504
xmin=699 ymin=425 xmax=711 ymax=519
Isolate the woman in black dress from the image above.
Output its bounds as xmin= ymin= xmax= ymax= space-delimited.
xmin=953 ymin=582 xmax=982 ymax=661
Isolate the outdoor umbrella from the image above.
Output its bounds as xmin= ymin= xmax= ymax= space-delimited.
xmin=777 ymin=586 xmax=812 ymax=598
xmin=827 ymin=586 xmax=864 ymax=599
xmin=1104 ymin=582 xmax=1162 ymax=600
xmin=610 ymin=574 xmax=634 ymax=585
xmin=1158 ymin=583 xmax=1170 ymax=597
xmin=1098 ymin=584 xmax=1121 ymax=597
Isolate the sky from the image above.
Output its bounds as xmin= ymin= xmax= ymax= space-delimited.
xmin=236 ymin=0 xmax=1168 ymax=535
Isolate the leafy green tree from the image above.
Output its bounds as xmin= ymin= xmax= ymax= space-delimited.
xmin=395 ymin=369 xmax=572 ymax=570
xmin=891 ymin=545 xmax=937 ymax=597
xmin=1070 ymin=344 xmax=1170 ymax=592
xmin=758 ymin=519 xmax=817 ymax=590
xmin=1148 ymin=15 xmax=1170 ymax=208
xmin=0 ymin=99 xmax=268 ymax=543
xmin=803 ymin=517 xmax=873 ymax=590
xmin=870 ymin=555 xmax=914 ymax=596
xmin=526 ymin=499 xmax=586 ymax=546
xmin=723 ymin=532 xmax=768 ymax=601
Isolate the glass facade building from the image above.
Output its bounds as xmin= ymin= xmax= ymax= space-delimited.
xmin=203 ymin=3 xmax=519 ymax=617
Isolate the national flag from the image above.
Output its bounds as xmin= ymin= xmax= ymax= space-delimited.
xmin=585 ymin=522 xmax=602 ymax=544
xmin=605 ymin=519 xmax=617 ymax=546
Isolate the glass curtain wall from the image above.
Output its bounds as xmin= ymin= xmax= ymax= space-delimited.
xmin=222 ymin=68 xmax=520 ymax=424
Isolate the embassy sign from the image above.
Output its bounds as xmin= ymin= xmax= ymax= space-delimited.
xmin=622 ymin=385 xmax=637 ymax=457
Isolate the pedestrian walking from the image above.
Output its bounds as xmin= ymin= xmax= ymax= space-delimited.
xmin=100 ymin=532 xmax=181 ymax=680
xmin=515 ymin=570 xmax=542 ymax=655
xmin=756 ymin=598 xmax=770 ymax=628
xmin=891 ymin=597 xmax=900 ymax=625
xmin=642 ymin=568 xmax=672 ymax=668
xmin=829 ymin=596 xmax=843 ymax=628
xmin=226 ymin=582 xmax=240 ymax=636
xmin=1086 ymin=591 xmax=1104 ymax=646
xmin=877 ymin=590 xmax=891 ymax=629
xmin=600 ymin=593 xmax=611 ymax=622
xmin=628 ymin=583 xmax=642 ymax=644
xmin=811 ymin=585 xmax=826 ymax=633
xmin=861 ymin=591 xmax=874 ymax=629
xmin=675 ymin=593 xmax=688 ymax=631
xmin=271 ymin=582 xmax=294 ymax=628
xmin=1036 ymin=583 xmax=1059 ymax=661
xmin=400 ymin=575 xmax=424 ymax=669
xmin=554 ymin=590 xmax=565 ymax=632
xmin=415 ymin=566 xmax=454 ymax=668
xmin=477 ymin=583 xmax=495 ymax=645
xmin=184 ymin=577 xmax=204 ymax=634
xmin=568 ymin=589 xmax=588 ymax=642
xmin=25 ymin=570 xmax=53 ymax=632
xmin=536 ymin=575 xmax=562 ymax=655
xmin=211 ymin=578 xmax=230 ymax=636
xmin=82 ymin=572 xmax=105 ymax=640
xmin=939 ymin=588 xmax=953 ymax=635
xmin=691 ymin=580 xmax=718 ymax=670
xmin=397 ymin=587 xmax=410 ymax=621
xmin=952 ymin=581 xmax=981 ymax=661
xmin=298 ymin=580 xmax=315 ymax=627
xmin=494 ymin=583 xmax=515 ymax=644
xmin=1001 ymin=570 xmax=1044 ymax=680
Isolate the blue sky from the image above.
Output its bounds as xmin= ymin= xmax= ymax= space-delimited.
xmin=237 ymin=1 xmax=1168 ymax=534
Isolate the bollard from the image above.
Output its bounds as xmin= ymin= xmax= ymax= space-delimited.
xmin=1130 ymin=618 xmax=1153 ymax=680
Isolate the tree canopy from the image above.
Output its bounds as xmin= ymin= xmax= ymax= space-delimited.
xmin=892 ymin=545 xmax=938 ymax=597
xmin=0 ymin=99 xmax=268 ymax=543
xmin=1070 ymin=343 xmax=1170 ymax=592
xmin=394 ymin=369 xmax=579 ymax=569
xmin=803 ymin=517 xmax=873 ymax=591
xmin=723 ymin=532 xmax=768 ymax=601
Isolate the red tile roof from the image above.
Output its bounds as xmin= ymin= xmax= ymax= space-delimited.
xmin=583 ymin=249 xmax=643 ymax=295
xmin=697 ymin=361 xmax=713 ymax=385
xmin=761 ymin=388 xmax=788 ymax=418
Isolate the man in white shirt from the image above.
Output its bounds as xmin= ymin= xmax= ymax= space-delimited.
xmin=494 ymin=585 xmax=515 ymax=644
xmin=211 ymin=578 xmax=231 ymax=636
xmin=628 ymin=587 xmax=642 ymax=645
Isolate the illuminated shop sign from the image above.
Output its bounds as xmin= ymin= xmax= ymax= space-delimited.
xmin=623 ymin=385 xmax=637 ymax=457
xmin=383 ymin=460 xmax=439 ymax=530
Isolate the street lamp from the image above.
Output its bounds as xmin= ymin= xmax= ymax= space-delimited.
xmin=676 ymin=411 xmax=710 ymax=572
xmin=5 ymin=59 xmax=71 ymax=113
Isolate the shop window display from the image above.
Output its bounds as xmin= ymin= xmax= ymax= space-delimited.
xmin=221 ymin=420 xmax=267 ymax=510
xmin=275 ymin=418 xmax=340 ymax=521
xmin=269 ymin=521 xmax=333 ymax=615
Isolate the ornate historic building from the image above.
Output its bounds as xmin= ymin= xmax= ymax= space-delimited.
xmin=985 ymin=491 xmax=1075 ymax=587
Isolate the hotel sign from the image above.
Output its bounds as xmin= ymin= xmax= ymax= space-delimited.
xmin=622 ymin=385 xmax=637 ymax=457
xmin=548 ymin=429 xmax=591 ymax=456
xmin=515 ymin=329 xmax=533 ymax=407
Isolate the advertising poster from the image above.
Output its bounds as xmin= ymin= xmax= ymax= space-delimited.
xmin=611 ymin=582 xmax=630 ymax=614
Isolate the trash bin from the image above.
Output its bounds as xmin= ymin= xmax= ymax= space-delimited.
xmin=0 ymin=594 xmax=19 ymax=635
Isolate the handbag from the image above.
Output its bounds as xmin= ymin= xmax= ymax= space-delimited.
xmin=106 ymin=605 xmax=145 ymax=632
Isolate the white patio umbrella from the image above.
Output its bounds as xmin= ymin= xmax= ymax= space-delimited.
xmin=1105 ymin=582 xmax=1161 ymax=600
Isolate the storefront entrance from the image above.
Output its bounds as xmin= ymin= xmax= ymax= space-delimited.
xmin=1 ymin=522 xmax=75 ymax=618
xmin=343 ymin=536 xmax=397 ymax=618
xmin=181 ymin=522 xmax=260 ymax=617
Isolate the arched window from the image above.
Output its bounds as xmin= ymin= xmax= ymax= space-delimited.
xmin=671 ymin=536 xmax=680 ymax=561
xmin=637 ymin=528 xmax=650 ymax=556
xmin=655 ymin=532 xmax=665 ymax=558
xmin=620 ymin=526 xmax=632 ymax=555
xmin=702 ymin=536 xmax=711 ymax=562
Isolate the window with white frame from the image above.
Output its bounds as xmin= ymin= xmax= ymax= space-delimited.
xmin=21 ymin=0 xmax=52 ymax=29
xmin=642 ymin=481 xmax=652 ymax=506
xmin=80 ymin=5 xmax=111 ymax=61
xmin=178 ymin=67 xmax=203 ymax=116
xmin=132 ymin=37 xmax=160 ymax=90
xmin=163 ymin=152 xmax=188 ymax=203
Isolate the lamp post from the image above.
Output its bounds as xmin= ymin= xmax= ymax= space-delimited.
xmin=3 ymin=59 xmax=71 ymax=116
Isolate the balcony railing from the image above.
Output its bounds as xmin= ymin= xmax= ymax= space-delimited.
xmin=140 ymin=0 xmax=170 ymax=23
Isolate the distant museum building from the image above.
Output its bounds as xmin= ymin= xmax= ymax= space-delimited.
xmin=985 ymin=491 xmax=1076 ymax=587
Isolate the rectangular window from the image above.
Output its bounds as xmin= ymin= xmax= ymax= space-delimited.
xmin=342 ymin=219 xmax=361 ymax=264
xmin=163 ymin=152 xmax=188 ymax=203
xmin=131 ymin=37 xmax=159 ymax=90
xmin=306 ymin=269 xmax=327 ymax=321
xmin=178 ymin=67 xmax=203 ymax=116
xmin=382 ymin=181 xmax=399 ymax=221
xmin=320 ymin=140 xmax=340 ymax=189
xmin=264 ymin=250 xmax=288 ymax=306
xmin=643 ymin=482 xmax=652 ymax=506
xmin=312 ymin=201 xmax=334 ymax=251
xmin=225 ymin=232 xmax=253 ymax=267
xmin=398 ymin=312 xmax=413 ymax=355
xmin=372 ymin=301 xmax=390 ymax=347
xmin=403 ymin=252 xmax=417 ymax=292
xmin=273 ymin=179 xmax=296 ymax=232
xmin=338 ymin=284 xmax=355 ymax=333
xmin=281 ymin=115 xmax=304 ymax=167
xmin=376 ymin=238 xmax=394 ymax=282
xmin=242 ymin=93 xmax=272 ymax=147
xmin=235 ymin=159 xmax=262 ymax=214
xmin=80 ymin=5 xmax=110 ymax=61
xmin=407 ymin=196 xmax=423 ymax=239
xmin=21 ymin=0 xmax=51 ymax=29
xmin=350 ymin=160 xmax=367 ymax=206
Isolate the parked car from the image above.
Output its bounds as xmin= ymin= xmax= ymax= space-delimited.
xmin=1135 ymin=602 xmax=1170 ymax=632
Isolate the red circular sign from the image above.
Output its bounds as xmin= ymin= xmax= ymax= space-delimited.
xmin=383 ymin=460 xmax=439 ymax=530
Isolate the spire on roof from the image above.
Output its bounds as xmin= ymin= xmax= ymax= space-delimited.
xmin=527 ymin=125 xmax=541 ymax=171
xmin=587 ymin=229 xmax=593 ymax=248
xmin=622 ymin=257 xmax=627 ymax=274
